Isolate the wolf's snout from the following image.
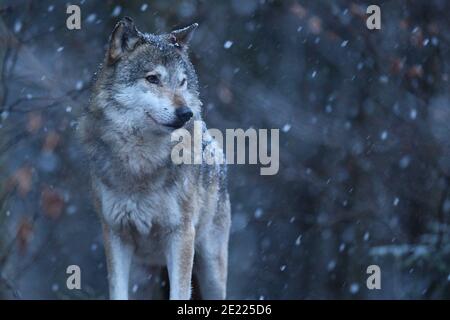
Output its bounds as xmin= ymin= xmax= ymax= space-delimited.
xmin=176 ymin=106 xmax=193 ymax=123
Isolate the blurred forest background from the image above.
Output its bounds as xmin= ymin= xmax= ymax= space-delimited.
xmin=0 ymin=0 xmax=449 ymax=299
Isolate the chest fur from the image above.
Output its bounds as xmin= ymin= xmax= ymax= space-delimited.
xmin=98 ymin=180 xmax=184 ymax=235
xmin=92 ymin=131 xmax=201 ymax=235
xmin=113 ymin=135 xmax=171 ymax=177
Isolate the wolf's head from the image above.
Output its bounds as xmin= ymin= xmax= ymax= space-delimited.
xmin=92 ymin=17 xmax=201 ymax=135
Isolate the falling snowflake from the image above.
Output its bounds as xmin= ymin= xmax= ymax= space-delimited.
xmin=76 ymin=80 xmax=83 ymax=90
xmin=393 ymin=197 xmax=400 ymax=206
xmin=282 ymin=124 xmax=291 ymax=133
xmin=111 ymin=5 xmax=122 ymax=17
xmin=224 ymin=41 xmax=233 ymax=49
xmin=399 ymin=155 xmax=411 ymax=169
xmin=363 ymin=232 xmax=370 ymax=241
xmin=14 ymin=20 xmax=22 ymax=33
xmin=254 ymin=208 xmax=263 ymax=219
xmin=1 ymin=111 xmax=9 ymax=120
xmin=327 ymin=260 xmax=336 ymax=271
xmin=86 ymin=13 xmax=97 ymax=24
xmin=349 ymin=283 xmax=359 ymax=294
xmin=379 ymin=75 xmax=389 ymax=83
xmin=140 ymin=4 xmax=149 ymax=12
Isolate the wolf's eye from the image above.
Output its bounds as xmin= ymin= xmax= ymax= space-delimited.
xmin=180 ymin=78 xmax=186 ymax=87
xmin=146 ymin=74 xmax=160 ymax=85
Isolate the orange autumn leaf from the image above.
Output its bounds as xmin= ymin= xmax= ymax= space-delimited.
xmin=217 ymin=84 xmax=233 ymax=105
xmin=26 ymin=112 xmax=43 ymax=134
xmin=308 ymin=16 xmax=322 ymax=35
xmin=390 ymin=58 xmax=405 ymax=74
xmin=290 ymin=3 xmax=307 ymax=19
xmin=350 ymin=3 xmax=366 ymax=19
xmin=13 ymin=166 xmax=33 ymax=196
xmin=41 ymin=186 xmax=64 ymax=219
xmin=17 ymin=217 xmax=33 ymax=254
xmin=43 ymin=131 xmax=60 ymax=152
xmin=408 ymin=65 xmax=424 ymax=78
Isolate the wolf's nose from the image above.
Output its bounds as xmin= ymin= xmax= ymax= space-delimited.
xmin=176 ymin=106 xmax=193 ymax=123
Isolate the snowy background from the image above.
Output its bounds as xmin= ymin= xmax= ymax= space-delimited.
xmin=0 ymin=0 xmax=450 ymax=299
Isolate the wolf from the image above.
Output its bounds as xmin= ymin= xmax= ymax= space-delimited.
xmin=78 ymin=17 xmax=231 ymax=300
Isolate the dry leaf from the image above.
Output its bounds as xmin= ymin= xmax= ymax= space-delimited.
xmin=43 ymin=131 xmax=60 ymax=152
xmin=41 ymin=186 xmax=64 ymax=219
xmin=13 ymin=166 xmax=33 ymax=196
xmin=17 ymin=217 xmax=33 ymax=254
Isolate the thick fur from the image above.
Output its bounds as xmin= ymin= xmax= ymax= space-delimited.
xmin=78 ymin=18 xmax=230 ymax=300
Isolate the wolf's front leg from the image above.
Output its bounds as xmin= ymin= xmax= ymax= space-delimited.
xmin=166 ymin=225 xmax=195 ymax=300
xmin=103 ymin=225 xmax=133 ymax=300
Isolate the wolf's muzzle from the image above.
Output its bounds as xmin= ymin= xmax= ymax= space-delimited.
xmin=176 ymin=106 xmax=193 ymax=124
xmin=163 ymin=106 xmax=193 ymax=129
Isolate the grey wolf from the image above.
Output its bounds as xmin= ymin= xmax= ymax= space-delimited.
xmin=78 ymin=17 xmax=231 ymax=300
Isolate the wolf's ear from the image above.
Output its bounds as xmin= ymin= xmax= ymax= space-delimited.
xmin=108 ymin=17 xmax=142 ymax=64
xmin=168 ymin=23 xmax=198 ymax=50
